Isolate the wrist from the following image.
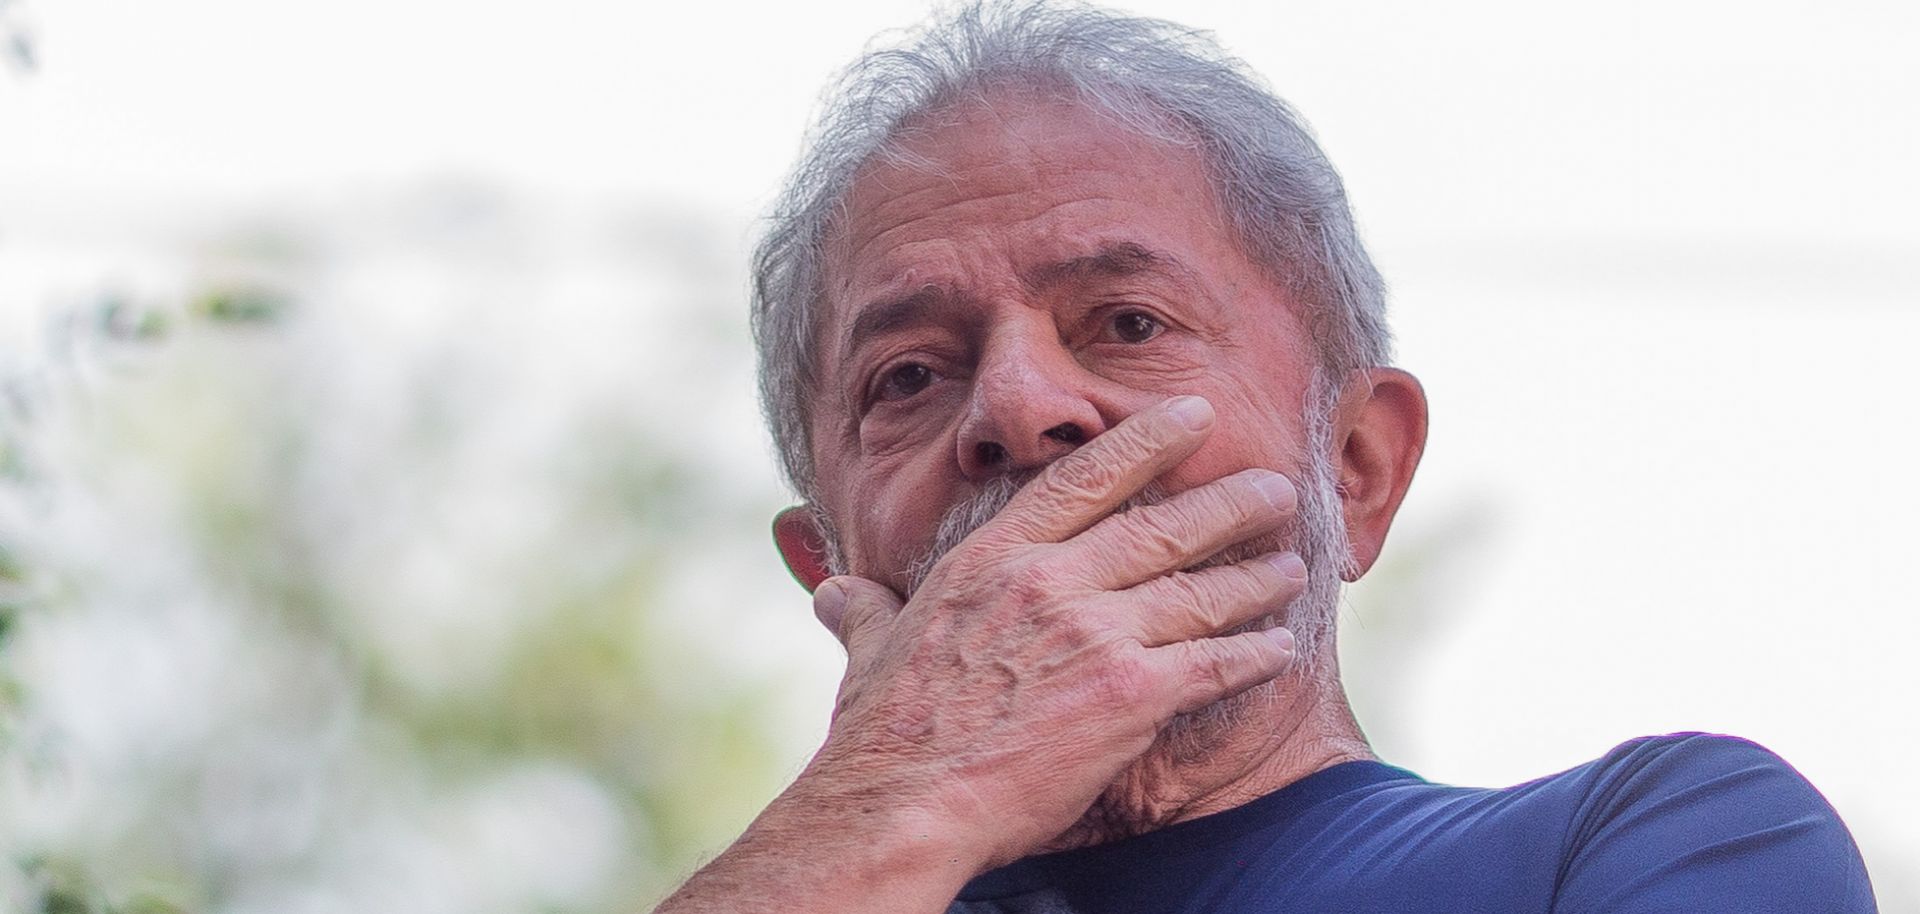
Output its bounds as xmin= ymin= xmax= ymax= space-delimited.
xmin=654 ymin=764 xmax=988 ymax=914
xmin=765 ymin=763 xmax=989 ymax=901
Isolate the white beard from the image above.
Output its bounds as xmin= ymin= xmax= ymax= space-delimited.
xmin=814 ymin=379 xmax=1353 ymax=783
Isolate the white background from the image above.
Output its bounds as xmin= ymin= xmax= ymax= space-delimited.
xmin=3 ymin=0 xmax=1915 ymax=907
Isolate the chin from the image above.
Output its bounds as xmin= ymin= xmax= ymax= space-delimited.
xmin=1040 ymin=679 xmax=1282 ymax=853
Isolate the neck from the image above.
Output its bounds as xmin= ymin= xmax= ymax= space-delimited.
xmin=1039 ymin=640 xmax=1372 ymax=853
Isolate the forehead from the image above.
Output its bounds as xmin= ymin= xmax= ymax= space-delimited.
xmin=820 ymin=88 xmax=1241 ymax=328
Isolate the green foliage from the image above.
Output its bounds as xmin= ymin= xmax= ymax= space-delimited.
xmin=94 ymin=297 xmax=172 ymax=342
xmin=189 ymin=287 xmax=286 ymax=326
xmin=0 ymin=251 xmax=799 ymax=912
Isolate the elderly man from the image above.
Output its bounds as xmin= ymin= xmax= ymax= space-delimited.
xmin=657 ymin=3 xmax=1875 ymax=912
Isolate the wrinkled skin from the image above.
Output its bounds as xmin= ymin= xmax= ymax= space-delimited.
xmin=657 ymin=88 xmax=1427 ymax=914
xmin=812 ymin=91 xmax=1327 ymax=587
xmin=808 ymin=399 xmax=1310 ymax=869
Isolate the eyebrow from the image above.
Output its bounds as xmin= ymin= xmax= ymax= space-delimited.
xmin=1022 ymin=241 xmax=1193 ymax=290
xmin=837 ymin=242 xmax=1200 ymax=362
xmin=842 ymin=284 xmax=965 ymax=363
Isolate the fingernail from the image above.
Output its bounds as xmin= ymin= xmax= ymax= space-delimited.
xmin=1268 ymin=627 xmax=1297 ymax=654
xmin=814 ymin=579 xmax=847 ymax=617
xmin=1251 ymin=471 xmax=1296 ymax=511
xmin=1167 ymin=396 xmax=1213 ymax=430
xmin=1265 ymin=552 xmax=1307 ymax=580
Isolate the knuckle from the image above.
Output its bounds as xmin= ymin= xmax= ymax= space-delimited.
xmin=1160 ymin=570 xmax=1217 ymax=619
xmin=1000 ymin=555 xmax=1059 ymax=605
xmin=1041 ymin=451 xmax=1125 ymax=506
xmin=1221 ymin=563 xmax=1278 ymax=602
xmin=979 ymin=510 xmax=1049 ymax=547
xmin=1093 ymin=416 xmax=1163 ymax=463
xmin=1112 ymin=509 xmax=1191 ymax=561
xmin=1218 ymin=471 xmax=1284 ymax=526
xmin=1115 ymin=477 xmax=1274 ymax=561
xmin=1189 ymin=640 xmax=1244 ymax=697
xmin=932 ymin=545 xmax=997 ymax=590
xmin=1043 ymin=607 xmax=1105 ymax=652
xmin=1160 ymin=577 xmax=1223 ymax=636
xmin=838 ymin=601 xmax=891 ymax=640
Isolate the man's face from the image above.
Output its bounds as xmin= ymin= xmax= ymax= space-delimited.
xmin=809 ymin=88 xmax=1327 ymax=591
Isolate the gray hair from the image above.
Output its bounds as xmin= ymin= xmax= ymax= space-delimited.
xmin=752 ymin=0 xmax=1392 ymax=501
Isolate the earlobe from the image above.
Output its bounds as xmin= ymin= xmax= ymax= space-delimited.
xmin=1332 ymin=368 xmax=1429 ymax=580
xmin=773 ymin=506 xmax=835 ymax=593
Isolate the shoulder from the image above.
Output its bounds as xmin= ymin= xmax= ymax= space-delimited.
xmin=1571 ymin=731 xmax=1826 ymax=816
xmin=1552 ymin=732 xmax=1877 ymax=914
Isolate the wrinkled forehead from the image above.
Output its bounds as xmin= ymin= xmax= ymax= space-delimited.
xmin=814 ymin=86 xmax=1226 ymax=342
xmin=830 ymin=84 xmax=1198 ymax=236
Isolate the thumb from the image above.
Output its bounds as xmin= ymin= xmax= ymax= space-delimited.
xmin=813 ymin=575 xmax=905 ymax=653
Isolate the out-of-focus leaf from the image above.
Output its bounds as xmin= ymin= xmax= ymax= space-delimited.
xmin=191 ymin=287 xmax=288 ymax=325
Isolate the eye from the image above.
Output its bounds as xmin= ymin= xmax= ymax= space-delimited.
xmin=874 ymin=362 xmax=936 ymax=403
xmin=1109 ymin=310 xmax=1164 ymax=344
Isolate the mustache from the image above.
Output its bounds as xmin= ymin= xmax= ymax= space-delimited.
xmin=902 ymin=472 xmax=1035 ymax=597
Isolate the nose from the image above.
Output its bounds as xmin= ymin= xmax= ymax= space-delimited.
xmin=955 ymin=321 xmax=1108 ymax=481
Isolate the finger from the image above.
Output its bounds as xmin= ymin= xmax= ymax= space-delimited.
xmin=1065 ymin=468 xmax=1297 ymax=589
xmin=973 ymin=396 xmax=1216 ymax=547
xmin=813 ymin=575 xmax=905 ymax=655
xmin=1122 ymin=551 xmax=1308 ymax=646
xmin=1148 ymin=626 xmax=1297 ymax=716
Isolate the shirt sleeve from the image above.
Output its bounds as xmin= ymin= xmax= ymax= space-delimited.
xmin=1551 ymin=733 xmax=1877 ymax=914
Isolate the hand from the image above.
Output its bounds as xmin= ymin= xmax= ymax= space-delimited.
xmin=804 ymin=394 xmax=1307 ymax=874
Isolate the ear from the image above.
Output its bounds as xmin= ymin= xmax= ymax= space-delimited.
xmin=1330 ymin=368 xmax=1428 ymax=580
xmin=772 ymin=506 xmax=835 ymax=593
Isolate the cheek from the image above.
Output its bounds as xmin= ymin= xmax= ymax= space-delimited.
xmin=834 ymin=430 xmax=962 ymax=578
xmin=1200 ymin=325 xmax=1319 ymax=452
xmin=856 ymin=382 xmax=966 ymax=461
xmin=1166 ymin=387 xmax=1314 ymax=486
xmin=1078 ymin=338 xmax=1214 ymax=386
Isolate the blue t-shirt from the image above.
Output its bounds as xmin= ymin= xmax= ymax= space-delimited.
xmin=950 ymin=733 xmax=1875 ymax=913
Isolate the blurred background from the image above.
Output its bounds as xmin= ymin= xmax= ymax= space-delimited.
xmin=0 ymin=0 xmax=1914 ymax=911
